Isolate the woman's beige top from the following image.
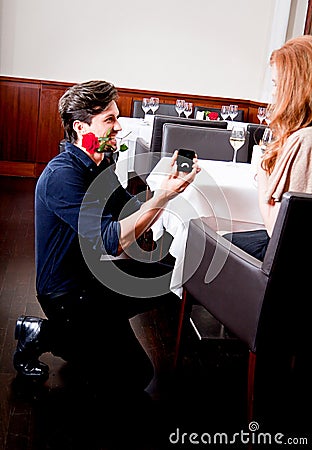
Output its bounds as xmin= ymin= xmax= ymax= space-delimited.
xmin=266 ymin=127 xmax=312 ymax=202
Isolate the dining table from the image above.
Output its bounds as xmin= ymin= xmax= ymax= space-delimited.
xmin=114 ymin=116 xmax=249 ymax=187
xmin=146 ymin=157 xmax=265 ymax=297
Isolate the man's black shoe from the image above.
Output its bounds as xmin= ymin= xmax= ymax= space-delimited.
xmin=13 ymin=315 xmax=49 ymax=380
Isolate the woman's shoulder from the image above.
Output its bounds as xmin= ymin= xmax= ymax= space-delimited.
xmin=283 ymin=127 xmax=312 ymax=152
xmin=288 ymin=127 xmax=312 ymax=142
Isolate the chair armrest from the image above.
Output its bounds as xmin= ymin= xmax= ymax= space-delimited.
xmin=59 ymin=139 xmax=67 ymax=153
xmin=183 ymin=217 xmax=268 ymax=351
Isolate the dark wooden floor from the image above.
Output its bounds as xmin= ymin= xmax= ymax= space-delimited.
xmin=0 ymin=176 xmax=310 ymax=450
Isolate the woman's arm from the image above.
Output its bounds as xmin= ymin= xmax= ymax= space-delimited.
xmin=257 ymin=128 xmax=312 ymax=236
xmin=257 ymin=162 xmax=280 ymax=236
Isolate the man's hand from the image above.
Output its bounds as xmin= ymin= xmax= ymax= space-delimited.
xmin=118 ymin=151 xmax=200 ymax=254
xmin=159 ymin=150 xmax=201 ymax=201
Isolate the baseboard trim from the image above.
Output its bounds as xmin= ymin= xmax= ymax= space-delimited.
xmin=0 ymin=161 xmax=45 ymax=177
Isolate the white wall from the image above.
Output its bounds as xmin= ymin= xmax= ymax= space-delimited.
xmin=0 ymin=0 xmax=308 ymax=102
xmin=287 ymin=0 xmax=309 ymax=39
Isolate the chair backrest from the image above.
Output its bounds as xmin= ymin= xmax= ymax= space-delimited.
xmin=150 ymin=114 xmax=228 ymax=155
xmin=246 ymin=123 xmax=267 ymax=162
xmin=182 ymin=192 xmax=312 ymax=352
xmin=133 ymin=137 xmax=161 ymax=184
xmin=194 ymin=105 xmax=245 ymax=122
xmin=133 ymin=115 xmax=227 ymax=181
xmin=132 ymin=101 xmax=184 ymax=118
xmin=161 ymin=123 xmax=250 ymax=162
xmin=258 ymin=191 xmax=312 ymax=349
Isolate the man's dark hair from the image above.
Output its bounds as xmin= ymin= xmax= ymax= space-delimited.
xmin=58 ymin=80 xmax=118 ymax=143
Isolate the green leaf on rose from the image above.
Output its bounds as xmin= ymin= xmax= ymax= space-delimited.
xmin=97 ymin=128 xmax=128 ymax=153
xmin=119 ymin=143 xmax=128 ymax=152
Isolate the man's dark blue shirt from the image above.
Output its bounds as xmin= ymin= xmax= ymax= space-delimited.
xmin=35 ymin=142 xmax=141 ymax=296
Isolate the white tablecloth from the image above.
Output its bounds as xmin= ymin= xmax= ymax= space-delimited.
xmin=115 ymin=117 xmax=153 ymax=186
xmin=226 ymin=120 xmax=248 ymax=130
xmin=146 ymin=157 xmax=264 ymax=297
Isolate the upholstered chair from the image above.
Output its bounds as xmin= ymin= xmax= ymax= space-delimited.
xmin=175 ymin=192 xmax=312 ymax=425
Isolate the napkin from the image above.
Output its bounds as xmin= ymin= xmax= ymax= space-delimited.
xmin=195 ymin=111 xmax=205 ymax=120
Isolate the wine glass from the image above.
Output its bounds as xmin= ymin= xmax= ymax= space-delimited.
xmin=184 ymin=102 xmax=193 ymax=118
xmin=220 ymin=105 xmax=230 ymax=120
xmin=264 ymin=109 xmax=271 ymax=125
xmin=257 ymin=107 xmax=266 ymax=124
xmin=149 ymin=97 xmax=159 ymax=115
xmin=141 ymin=98 xmax=150 ymax=119
xmin=260 ymin=127 xmax=273 ymax=150
xmin=175 ymin=99 xmax=185 ymax=117
xmin=229 ymin=104 xmax=238 ymax=121
xmin=229 ymin=126 xmax=246 ymax=164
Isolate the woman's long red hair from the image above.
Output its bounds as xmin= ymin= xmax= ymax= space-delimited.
xmin=262 ymin=35 xmax=312 ymax=174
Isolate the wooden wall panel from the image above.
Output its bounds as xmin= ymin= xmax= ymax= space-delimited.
xmin=36 ymin=85 xmax=68 ymax=163
xmin=0 ymin=76 xmax=266 ymax=177
xmin=116 ymin=92 xmax=133 ymax=117
xmin=0 ymin=80 xmax=40 ymax=162
xmin=304 ymin=0 xmax=312 ymax=34
xmin=0 ymin=161 xmax=36 ymax=177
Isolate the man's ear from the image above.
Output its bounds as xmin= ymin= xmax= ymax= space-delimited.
xmin=73 ymin=120 xmax=87 ymax=136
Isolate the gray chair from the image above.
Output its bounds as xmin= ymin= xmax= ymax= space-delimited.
xmin=175 ymin=192 xmax=312 ymax=424
xmin=161 ymin=123 xmax=250 ymax=162
xmin=133 ymin=115 xmax=228 ymax=183
xmin=132 ymin=100 xmax=185 ymax=118
xmin=59 ymin=139 xmax=67 ymax=153
xmin=194 ymin=105 xmax=245 ymax=122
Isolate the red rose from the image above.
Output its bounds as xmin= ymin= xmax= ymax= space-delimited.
xmin=208 ymin=112 xmax=219 ymax=120
xmin=82 ymin=133 xmax=100 ymax=154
